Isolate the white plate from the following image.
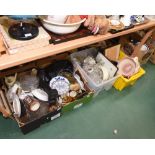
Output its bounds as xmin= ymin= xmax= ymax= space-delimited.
xmin=74 ymin=74 xmax=85 ymax=91
xmin=13 ymin=94 xmax=21 ymax=117
xmin=32 ymin=89 xmax=48 ymax=101
xmin=98 ymin=66 xmax=110 ymax=81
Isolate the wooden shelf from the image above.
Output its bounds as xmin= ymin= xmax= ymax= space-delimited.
xmin=0 ymin=21 xmax=155 ymax=71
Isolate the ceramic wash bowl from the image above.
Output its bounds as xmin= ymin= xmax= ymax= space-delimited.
xmin=40 ymin=16 xmax=86 ymax=35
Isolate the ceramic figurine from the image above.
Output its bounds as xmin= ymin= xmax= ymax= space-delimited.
xmin=5 ymin=73 xmax=17 ymax=88
xmin=70 ymin=83 xmax=81 ymax=91
xmin=120 ymin=15 xmax=131 ymax=27
xmin=130 ymin=15 xmax=145 ymax=24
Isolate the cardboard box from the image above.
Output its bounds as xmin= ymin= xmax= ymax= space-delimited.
xmin=0 ymin=86 xmax=62 ymax=134
xmin=62 ymin=93 xmax=93 ymax=114
xmin=61 ymin=70 xmax=94 ymax=114
xmin=20 ymin=108 xmax=61 ymax=134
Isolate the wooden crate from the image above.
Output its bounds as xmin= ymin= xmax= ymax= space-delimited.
xmin=0 ymin=88 xmax=12 ymax=117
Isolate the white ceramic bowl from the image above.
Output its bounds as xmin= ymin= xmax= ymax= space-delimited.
xmin=40 ymin=18 xmax=86 ymax=35
xmin=46 ymin=15 xmax=68 ymax=24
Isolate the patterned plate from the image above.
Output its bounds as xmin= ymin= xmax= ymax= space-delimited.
xmin=49 ymin=76 xmax=70 ymax=95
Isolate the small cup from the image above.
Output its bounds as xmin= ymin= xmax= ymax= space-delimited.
xmin=23 ymin=96 xmax=40 ymax=112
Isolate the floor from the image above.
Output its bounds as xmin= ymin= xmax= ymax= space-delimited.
xmin=0 ymin=62 xmax=155 ymax=139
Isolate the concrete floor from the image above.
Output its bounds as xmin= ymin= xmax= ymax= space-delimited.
xmin=0 ymin=62 xmax=155 ymax=139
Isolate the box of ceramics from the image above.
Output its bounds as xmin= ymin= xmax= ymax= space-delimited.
xmin=0 ymin=53 xmax=94 ymax=134
xmin=35 ymin=53 xmax=94 ymax=114
xmin=60 ymin=68 xmax=94 ymax=114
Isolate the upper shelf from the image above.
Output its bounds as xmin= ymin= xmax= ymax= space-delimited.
xmin=0 ymin=21 xmax=155 ymax=71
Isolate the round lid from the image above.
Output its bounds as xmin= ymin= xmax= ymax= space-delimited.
xmin=8 ymin=22 xmax=39 ymax=40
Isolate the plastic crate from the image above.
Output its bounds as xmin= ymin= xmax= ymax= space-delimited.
xmin=113 ymin=68 xmax=145 ymax=91
xmin=70 ymin=48 xmax=119 ymax=95
xmin=113 ymin=50 xmax=146 ymax=91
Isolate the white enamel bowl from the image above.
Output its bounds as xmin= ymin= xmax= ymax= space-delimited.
xmin=40 ymin=18 xmax=86 ymax=35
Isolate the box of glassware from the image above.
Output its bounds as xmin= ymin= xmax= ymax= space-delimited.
xmin=70 ymin=47 xmax=119 ymax=96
